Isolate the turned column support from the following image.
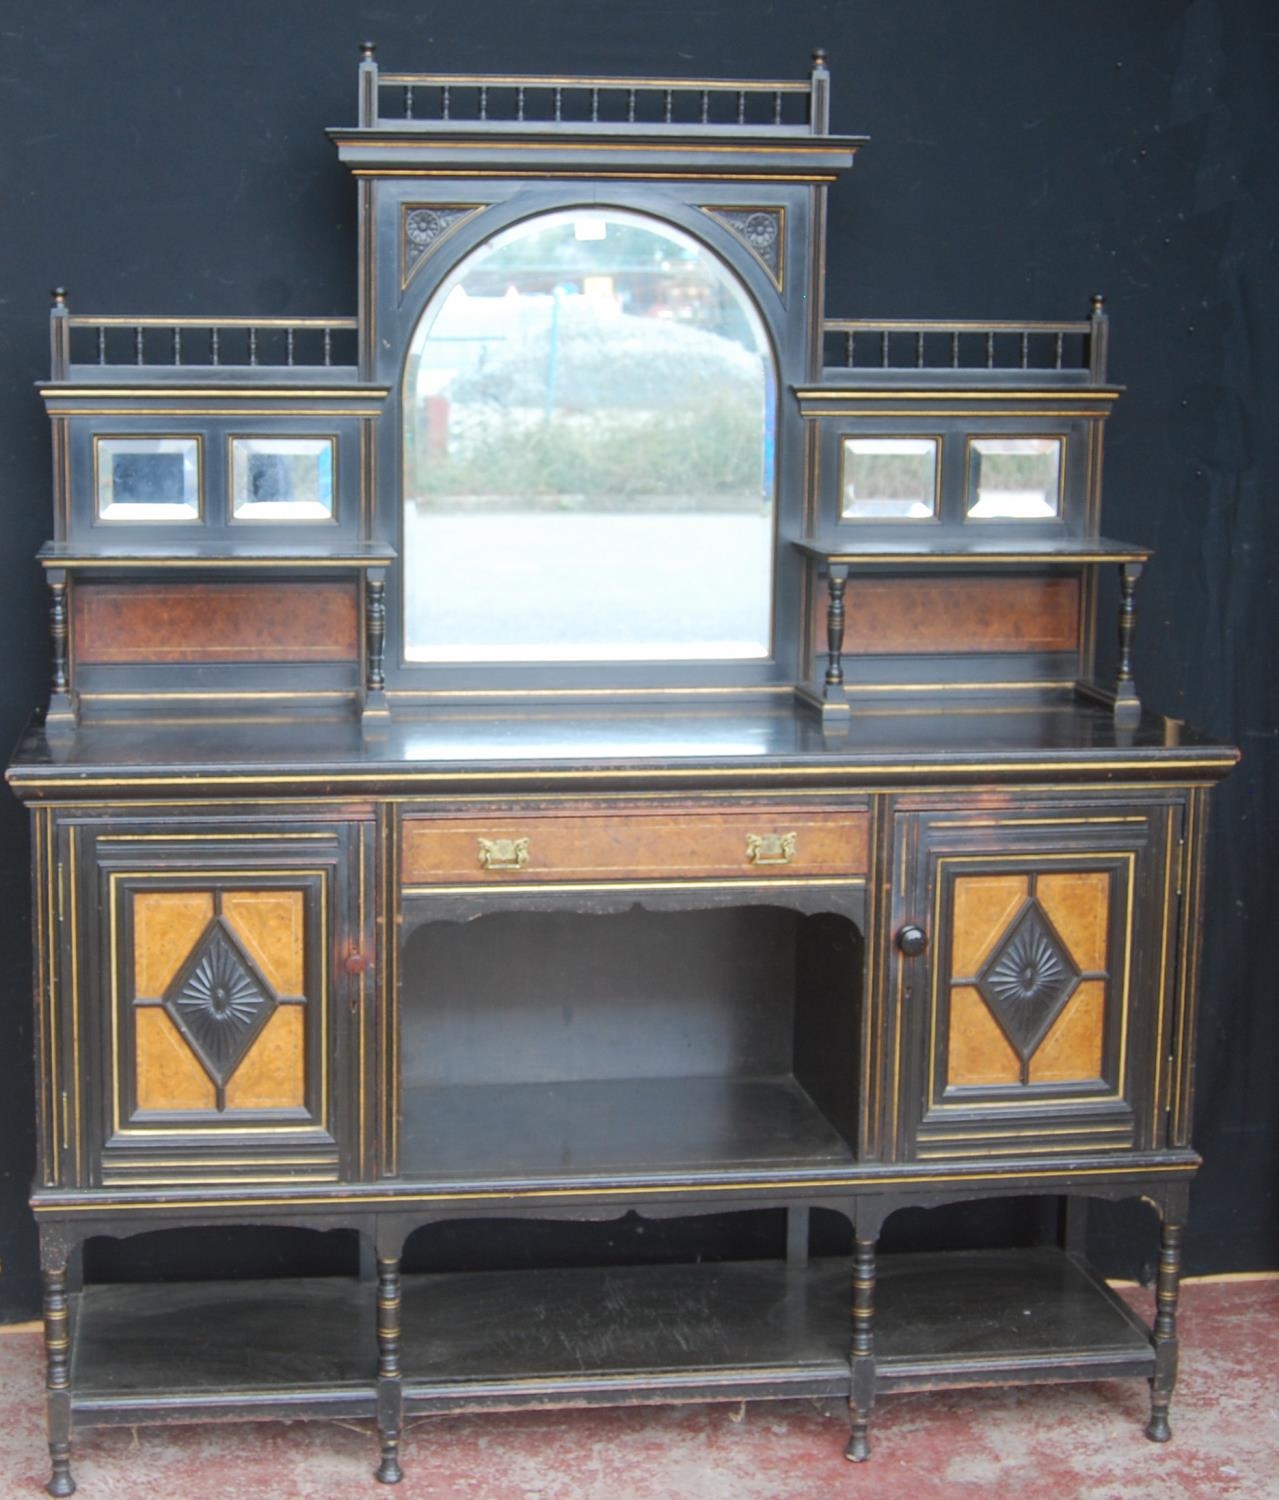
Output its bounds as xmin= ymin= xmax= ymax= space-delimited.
xmin=362 ymin=566 xmax=390 ymax=733
xmin=820 ymin=563 xmax=852 ymax=727
xmin=375 ymin=1252 xmax=404 ymax=1484
xmin=1113 ymin=560 xmax=1143 ymax=726
xmin=45 ymin=567 xmax=77 ymax=734
xmin=1146 ymin=1215 xmax=1184 ymax=1443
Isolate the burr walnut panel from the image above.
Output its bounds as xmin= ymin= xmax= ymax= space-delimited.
xmin=133 ymin=1006 xmax=217 ymax=1113
xmin=223 ymin=1004 xmax=307 ymax=1111
xmin=946 ymin=984 xmax=1022 ymax=1087
xmin=1028 ymin=979 xmax=1106 ymax=1084
xmin=815 ymin=575 xmax=1081 ymax=656
xmin=402 ymin=806 xmax=870 ymax=885
xmin=949 ymin=874 xmax=1030 ymax=978
xmin=73 ymin=580 xmax=359 ymax=664
xmin=222 ymin=890 xmax=306 ymax=996
xmin=132 ymin=890 xmax=215 ymax=998
xmin=1037 ymin=872 xmax=1111 ymax=973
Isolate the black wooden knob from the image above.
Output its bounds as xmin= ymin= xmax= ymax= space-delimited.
xmin=896 ymin=924 xmax=928 ymax=957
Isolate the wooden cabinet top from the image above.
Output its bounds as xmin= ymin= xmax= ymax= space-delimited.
xmin=7 ymin=697 xmax=1237 ymax=801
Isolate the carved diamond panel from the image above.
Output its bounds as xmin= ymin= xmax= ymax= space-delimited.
xmin=975 ymin=902 xmax=1080 ymax=1061
xmin=162 ymin=919 xmax=278 ymax=1087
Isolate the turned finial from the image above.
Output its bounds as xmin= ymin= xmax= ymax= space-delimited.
xmin=1087 ymin=293 xmax=1110 ymax=380
xmin=809 ymin=49 xmax=831 ymax=133
xmin=358 ymin=41 xmax=379 ymax=127
xmin=51 ymin=287 xmax=68 ymax=309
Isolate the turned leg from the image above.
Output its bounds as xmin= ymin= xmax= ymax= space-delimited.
xmin=42 ymin=1258 xmax=75 ymax=1497
xmin=375 ymin=1254 xmax=404 ymax=1484
xmin=1146 ymin=1218 xmax=1183 ymax=1442
xmin=845 ymin=1233 xmax=877 ymax=1462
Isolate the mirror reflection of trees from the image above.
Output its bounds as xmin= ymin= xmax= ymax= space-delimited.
xmin=841 ymin=438 xmax=938 ymax=520
xmin=970 ymin=439 xmax=1062 ymax=520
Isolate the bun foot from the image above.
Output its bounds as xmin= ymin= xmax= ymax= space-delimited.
xmin=844 ymin=1428 xmax=871 ymax=1462
xmin=1145 ymin=1411 xmax=1172 ymax=1443
xmin=376 ymin=1450 xmax=404 ymax=1484
xmin=46 ymin=1469 xmax=75 ymax=1498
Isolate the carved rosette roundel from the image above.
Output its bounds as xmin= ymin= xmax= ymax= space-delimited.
xmin=737 ymin=212 xmax=780 ymax=255
xmin=975 ymin=903 xmax=1080 ymax=1060
xmin=401 ymin=205 xmax=479 ymax=286
xmin=405 ymin=208 xmax=454 ymax=250
xmin=702 ymin=206 xmax=784 ymax=285
xmin=163 ymin=920 xmax=277 ymax=1086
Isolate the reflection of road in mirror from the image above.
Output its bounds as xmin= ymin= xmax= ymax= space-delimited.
xmin=404 ymin=508 xmax=774 ymax=661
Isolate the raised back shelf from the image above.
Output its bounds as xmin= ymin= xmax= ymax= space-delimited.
xmin=793 ymin=535 xmax=1150 ymax=566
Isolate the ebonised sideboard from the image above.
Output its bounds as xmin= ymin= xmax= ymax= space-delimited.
xmin=8 ymin=46 xmax=1236 ymax=1493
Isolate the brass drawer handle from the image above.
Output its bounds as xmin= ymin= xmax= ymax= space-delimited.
xmin=745 ymin=832 xmax=797 ymax=866
xmin=478 ymin=836 xmax=530 ymax=872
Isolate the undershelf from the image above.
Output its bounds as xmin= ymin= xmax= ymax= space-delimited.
xmin=875 ymin=1248 xmax=1155 ymax=1389
xmin=65 ymin=1249 xmax=1156 ymax=1427
xmin=401 ymin=1249 xmax=1155 ymax=1411
xmin=70 ymin=1277 xmax=376 ymax=1423
xmin=401 ymin=1259 xmax=852 ymax=1411
xmin=396 ymin=1073 xmax=857 ymax=1188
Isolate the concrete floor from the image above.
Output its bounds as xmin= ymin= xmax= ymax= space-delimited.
xmin=0 ymin=1277 xmax=1274 ymax=1500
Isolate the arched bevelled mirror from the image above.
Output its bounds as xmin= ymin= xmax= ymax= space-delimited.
xmin=402 ymin=208 xmax=777 ymax=664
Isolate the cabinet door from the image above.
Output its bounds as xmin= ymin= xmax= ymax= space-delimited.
xmin=70 ymin=816 xmax=374 ymax=1188
xmin=885 ymin=801 xmax=1180 ymax=1162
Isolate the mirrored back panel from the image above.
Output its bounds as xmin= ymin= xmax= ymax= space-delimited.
xmin=38 ymin=54 xmax=1128 ymax=724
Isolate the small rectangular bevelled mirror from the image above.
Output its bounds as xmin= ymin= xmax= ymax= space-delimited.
xmin=968 ymin=437 xmax=1062 ymax=519
xmin=95 ymin=437 xmax=201 ymax=522
xmin=230 ymin=437 xmax=336 ymax=521
xmin=840 ymin=437 xmax=939 ymax=520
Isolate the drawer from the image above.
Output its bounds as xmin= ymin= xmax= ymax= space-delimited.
xmin=401 ymin=806 xmax=869 ymax=885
